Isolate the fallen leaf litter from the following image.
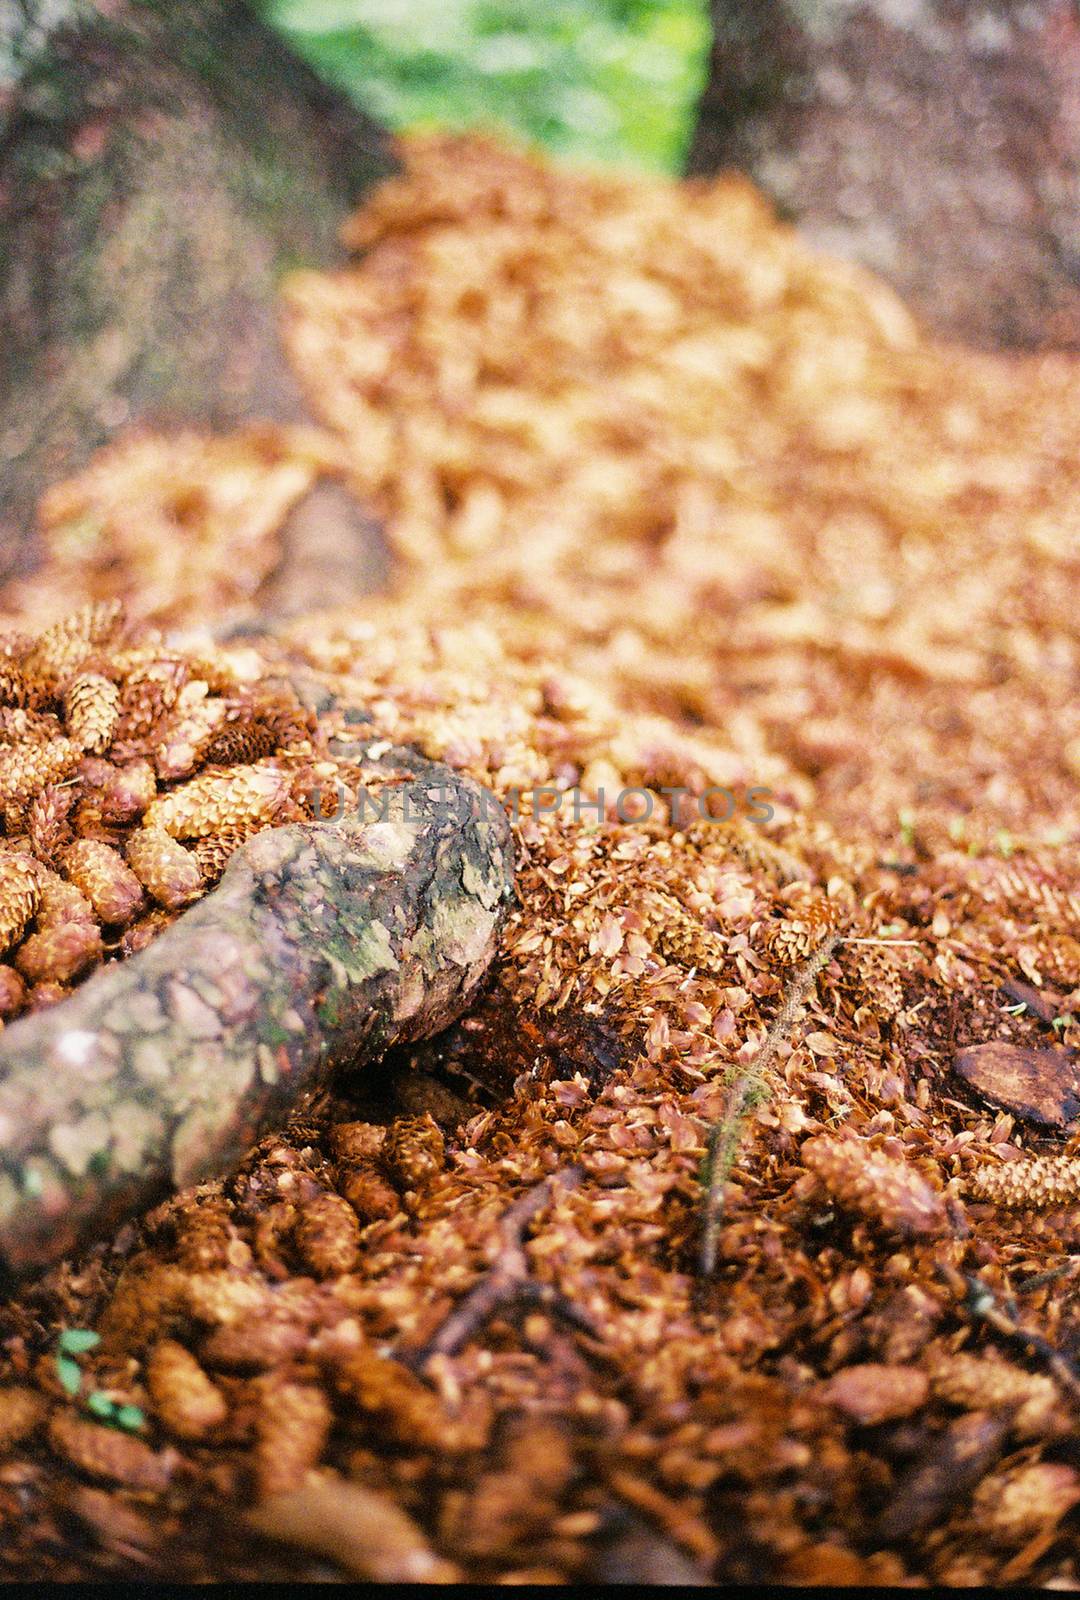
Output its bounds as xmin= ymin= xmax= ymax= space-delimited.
xmin=2 ymin=133 xmax=1080 ymax=1582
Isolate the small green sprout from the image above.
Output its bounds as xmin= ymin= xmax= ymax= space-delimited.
xmin=55 ymin=1328 xmax=101 ymax=1399
xmin=58 ymin=1328 xmax=101 ymax=1356
xmin=56 ymin=1355 xmax=83 ymax=1397
xmin=85 ymin=1391 xmax=146 ymax=1432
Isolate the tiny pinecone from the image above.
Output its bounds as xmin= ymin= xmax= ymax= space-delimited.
xmin=192 ymin=830 xmax=247 ymax=886
xmin=0 ymin=851 xmax=41 ymax=952
xmin=182 ymin=656 xmax=242 ymax=696
xmin=121 ymin=908 xmax=178 ymax=957
xmin=116 ymin=656 xmax=189 ymax=742
xmin=16 ymin=920 xmax=104 ymax=985
xmin=199 ymin=1316 xmax=309 ymax=1374
xmin=253 ymin=1202 xmax=298 ymax=1277
xmin=47 ymin=1410 xmax=171 ymax=1492
xmin=711 ymin=822 xmax=809 ymax=886
xmin=61 ymin=839 xmax=144 ymax=926
xmin=0 ymin=963 xmax=27 ymax=1019
xmin=645 ymin=891 xmax=727 ymax=971
xmin=381 ymin=1113 xmax=446 ymax=1192
xmin=153 ymin=699 xmax=230 ymax=781
xmin=71 ymin=797 xmax=124 ymax=846
xmin=760 ymin=893 xmax=841 ymax=967
xmin=27 ymin=784 xmax=75 ymax=863
xmin=252 ymin=1380 xmax=333 ymax=1499
xmin=0 ymin=1386 xmax=47 ymax=1451
xmin=98 ymin=758 xmax=157 ymax=824
xmin=293 ymin=1191 xmax=362 ymax=1277
xmin=23 ymin=600 xmax=124 ymax=691
xmin=174 ymin=1198 xmax=236 ymax=1272
xmin=261 ymin=699 xmax=315 ymax=756
xmin=0 ymin=706 xmax=63 ymax=744
xmin=36 ymin=867 xmax=97 ymax=929
xmin=1017 ymin=930 xmax=1080 ymax=990
xmin=29 ymin=980 xmax=69 ymax=1011
xmin=0 ymin=660 xmax=31 ymax=709
xmin=204 ymin=716 xmax=279 ymax=767
xmin=800 ymin=1134 xmax=949 ymax=1237
xmin=339 ymin=1163 xmax=400 ymax=1223
xmin=329 ymin=1121 xmax=386 ymax=1166
xmin=95 ymin=1262 xmax=191 ymax=1356
xmin=144 ymin=761 xmax=290 ymax=841
xmin=126 ymin=827 xmax=203 ymax=910
xmin=437 ymin=1417 xmax=575 ymax=1559
xmin=848 ymin=944 xmax=906 ymax=1018
xmin=973 ymin=856 xmax=1080 ymax=924
xmin=925 ymin=1349 xmax=1060 ymax=1439
xmin=0 ymin=736 xmax=80 ymax=807
xmin=181 ymin=1269 xmax=276 ymax=1328
xmin=966 ymin=1154 xmax=1080 ymax=1210
xmin=653 ymin=916 xmax=728 ymax=972
xmin=64 ymin=671 xmax=120 ymax=754
xmin=329 ymin=1344 xmax=447 ymax=1449
xmin=145 ymin=1339 xmax=228 ymax=1441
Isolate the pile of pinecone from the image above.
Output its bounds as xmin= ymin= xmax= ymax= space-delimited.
xmin=0 ymin=602 xmax=318 ymax=1021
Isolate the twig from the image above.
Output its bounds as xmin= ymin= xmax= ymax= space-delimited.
xmin=837 ymin=936 xmax=921 ymax=947
xmin=697 ymin=933 xmax=840 ymax=1283
xmin=414 ymin=1166 xmax=587 ymax=1365
xmin=936 ymin=1260 xmax=1080 ymax=1407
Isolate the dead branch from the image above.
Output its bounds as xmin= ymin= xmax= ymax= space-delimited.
xmin=415 ymin=1165 xmax=588 ymax=1365
xmin=936 ymin=1260 xmax=1080 ymax=1408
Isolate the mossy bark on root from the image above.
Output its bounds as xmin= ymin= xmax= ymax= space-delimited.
xmin=0 ymin=752 xmax=513 ymax=1281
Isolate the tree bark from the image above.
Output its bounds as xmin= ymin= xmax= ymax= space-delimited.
xmin=0 ymin=0 xmax=393 ymax=581
xmin=0 ymin=744 xmax=514 ymax=1282
xmin=687 ymin=0 xmax=1080 ymax=351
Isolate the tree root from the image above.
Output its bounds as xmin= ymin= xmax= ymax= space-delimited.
xmin=0 ymin=746 xmax=514 ymax=1283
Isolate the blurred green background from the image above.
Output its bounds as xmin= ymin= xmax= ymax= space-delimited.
xmin=259 ymin=0 xmax=711 ymax=172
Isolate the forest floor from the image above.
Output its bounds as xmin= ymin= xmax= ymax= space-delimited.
xmin=2 ymin=134 xmax=1080 ymax=1583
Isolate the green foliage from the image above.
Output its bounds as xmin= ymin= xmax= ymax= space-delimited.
xmin=58 ymin=1327 xmax=101 ymax=1356
xmin=56 ymin=1326 xmax=101 ymax=1397
xmin=87 ymin=1391 xmax=146 ymax=1431
xmin=56 ymin=1353 xmax=83 ymax=1396
xmin=259 ymin=0 xmax=710 ymax=172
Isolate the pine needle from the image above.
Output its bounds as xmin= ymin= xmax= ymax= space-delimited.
xmin=697 ymin=932 xmax=840 ymax=1283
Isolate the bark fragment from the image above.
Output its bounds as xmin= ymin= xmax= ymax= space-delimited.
xmin=954 ymin=1041 xmax=1080 ymax=1127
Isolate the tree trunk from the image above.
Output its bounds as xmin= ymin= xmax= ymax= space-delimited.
xmin=0 ymin=0 xmax=393 ymax=583
xmin=686 ymin=0 xmax=1080 ymax=351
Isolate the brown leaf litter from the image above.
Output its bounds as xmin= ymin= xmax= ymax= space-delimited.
xmin=2 ymin=133 xmax=1080 ymax=1582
